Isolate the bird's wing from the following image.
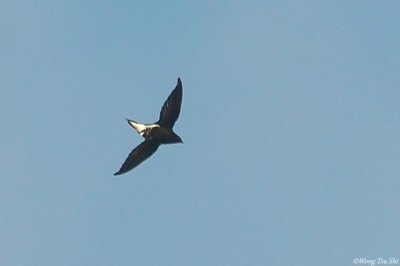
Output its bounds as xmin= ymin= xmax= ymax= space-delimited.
xmin=114 ymin=140 xmax=160 ymax=175
xmin=157 ymin=78 xmax=183 ymax=129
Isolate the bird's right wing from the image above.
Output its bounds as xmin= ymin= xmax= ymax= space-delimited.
xmin=157 ymin=78 xmax=183 ymax=129
xmin=114 ymin=140 xmax=160 ymax=175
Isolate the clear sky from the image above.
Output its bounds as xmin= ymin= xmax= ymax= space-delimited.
xmin=1 ymin=1 xmax=400 ymax=265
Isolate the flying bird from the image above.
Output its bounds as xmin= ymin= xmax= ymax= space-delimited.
xmin=114 ymin=78 xmax=183 ymax=175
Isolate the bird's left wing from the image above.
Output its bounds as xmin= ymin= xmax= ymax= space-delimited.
xmin=114 ymin=140 xmax=160 ymax=175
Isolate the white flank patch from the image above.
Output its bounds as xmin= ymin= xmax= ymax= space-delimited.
xmin=128 ymin=120 xmax=159 ymax=136
xmin=146 ymin=124 xmax=159 ymax=129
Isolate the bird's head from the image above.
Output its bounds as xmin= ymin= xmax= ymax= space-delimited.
xmin=171 ymin=133 xmax=183 ymax=144
xmin=175 ymin=135 xmax=183 ymax=144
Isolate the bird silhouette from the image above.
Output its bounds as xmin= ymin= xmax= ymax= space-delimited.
xmin=114 ymin=78 xmax=183 ymax=175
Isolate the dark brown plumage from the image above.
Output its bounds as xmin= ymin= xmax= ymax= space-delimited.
xmin=114 ymin=78 xmax=183 ymax=175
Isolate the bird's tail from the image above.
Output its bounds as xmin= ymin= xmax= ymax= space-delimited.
xmin=126 ymin=119 xmax=146 ymax=135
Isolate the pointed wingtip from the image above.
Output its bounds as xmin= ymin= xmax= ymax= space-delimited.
xmin=177 ymin=77 xmax=182 ymax=86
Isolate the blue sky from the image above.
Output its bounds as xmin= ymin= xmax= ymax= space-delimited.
xmin=1 ymin=1 xmax=400 ymax=265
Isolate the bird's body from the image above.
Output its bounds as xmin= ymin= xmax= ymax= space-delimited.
xmin=126 ymin=120 xmax=181 ymax=144
xmin=114 ymin=78 xmax=183 ymax=175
